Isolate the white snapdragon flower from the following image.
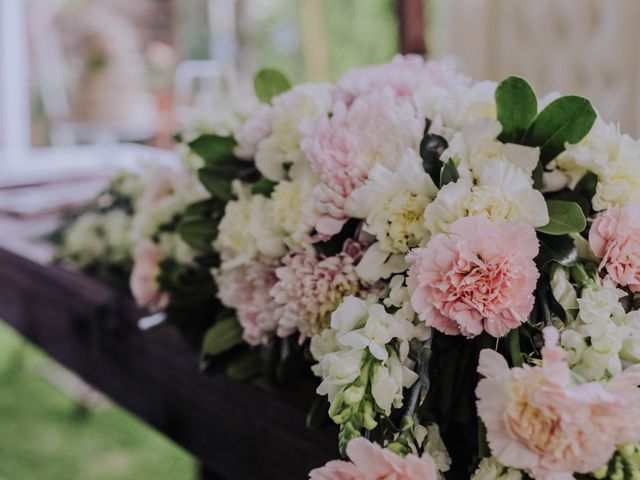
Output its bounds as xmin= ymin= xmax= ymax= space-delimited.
xmin=252 ymin=83 xmax=333 ymax=181
xmin=424 ymin=160 xmax=548 ymax=235
xmin=347 ymin=149 xmax=438 ymax=253
xmin=315 ymin=349 xmax=366 ymax=402
xmin=549 ymin=265 xmax=579 ymax=321
xmin=214 ymin=181 xmax=287 ymax=265
xmin=371 ymin=352 xmax=418 ymax=414
xmin=472 ymin=458 xmax=523 ymax=480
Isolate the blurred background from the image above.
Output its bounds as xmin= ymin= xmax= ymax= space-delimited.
xmin=1 ymin=0 xmax=639 ymax=478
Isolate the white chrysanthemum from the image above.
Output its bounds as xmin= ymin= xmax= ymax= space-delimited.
xmin=416 ymin=80 xmax=497 ymax=139
xmin=424 ymin=160 xmax=548 ymax=235
xmin=471 ymin=458 xmax=523 ymax=480
xmin=347 ymin=149 xmax=438 ymax=253
xmin=252 ymin=83 xmax=333 ymax=181
xmin=442 ymin=118 xmax=539 ymax=179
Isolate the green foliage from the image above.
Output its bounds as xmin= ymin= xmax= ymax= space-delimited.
xmin=536 ymin=233 xmax=579 ymax=268
xmin=198 ymin=168 xmax=233 ymax=201
xmin=574 ymin=171 xmax=598 ymax=205
xmin=495 ymin=76 xmax=538 ymax=143
xmin=523 ymin=96 xmax=596 ymax=165
xmin=201 ymin=317 xmax=244 ymax=358
xmin=188 ymin=134 xmax=236 ymax=165
xmin=419 ymin=133 xmax=448 ymax=186
xmin=254 ymin=69 xmax=292 ymax=103
xmin=536 ymin=200 xmax=586 ymax=235
xmin=251 ymin=178 xmax=278 ymax=197
xmin=439 ymin=159 xmax=460 ymax=187
xmin=225 ymin=350 xmax=263 ymax=381
xmin=177 ymin=217 xmax=218 ymax=252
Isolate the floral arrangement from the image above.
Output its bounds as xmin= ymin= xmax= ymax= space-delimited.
xmin=56 ymin=55 xmax=640 ymax=479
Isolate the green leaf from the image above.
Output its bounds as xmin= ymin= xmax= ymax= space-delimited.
xmin=574 ymin=171 xmax=598 ymax=204
xmin=536 ymin=233 xmax=579 ymax=268
xmin=254 ymin=69 xmax=292 ymax=103
xmin=188 ymin=134 xmax=236 ymax=164
xmin=546 ymin=190 xmax=590 ymax=217
xmin=201 ymin=317 xmax=244 ymax=357
xmin=177 ymin=216 xmax=218 ymax=251
xmin=495 ymin=76 xmax=538 ymax=143
xmin=536 ymin=200 xmax=586 ymax=235
xmin=251 ymin=178 xmax=278 ymax=196
xmin=523 ymin=95 xmax=596 ymax=165
xmin=532 ymin=162 xmax=544 ymax=190
xmin=198 ymin=168 xmax=233 ymax=201
xmin=439 ymin=159 xmax=459 ymax=187
xmin=419 ymin=134 xmax=448 ymax=186
xmin=226 ymin=350 xmax=263 ymax=381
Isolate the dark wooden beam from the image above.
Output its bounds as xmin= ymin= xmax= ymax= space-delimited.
xmin=396 ymin=0 xmax=427 ymax=56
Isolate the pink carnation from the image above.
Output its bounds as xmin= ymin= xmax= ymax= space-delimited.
xmin=309 ymin=437 xmax=439 ymax=480
xmin=214 ymin=260 xmax=279 ymax=346
xmin=334 ymin=54 xmax=469 ymax=105
xmin=130 ymin=240 xmax=169 ymax=312
xmin=590 ymin=204 xmax=640 ymax=292
xmin=272 ymin=241 xmax=363 ymax=341
xmin=476 ymin=327 xmax=640 ymax=480
xmin=407 ymin=216 xmax=539 ymax=338
xmin=302 ymin=90 xmax=423 ymax=239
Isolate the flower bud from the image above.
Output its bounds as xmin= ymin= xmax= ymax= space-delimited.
xmin=362 ymin=400 xmax=377 ymax=430
xmin=343 ymin=385 xmax=365 ymax=405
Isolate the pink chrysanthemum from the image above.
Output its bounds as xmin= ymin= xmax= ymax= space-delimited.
xmin=302 ymin=89 xmax=423 ymax=239
xmin=272 ymin=241 xmax=363 ymax=341
xmin=590 ymin=203 xmax=640 ymax=292
xmin=214 ymin=260 xmax=279 ymax=346
xmin=334 ymin=54 xmax=469 ymax=105
xmin=407 ymin=216 xmax=539 ymax=338
xmin=309 ymin=437 xmax=439 ymax=480
xmin=477 ymin=327 xmax=640 ymax=480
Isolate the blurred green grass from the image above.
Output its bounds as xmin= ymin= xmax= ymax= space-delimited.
xmin=0 ymin=322 xmax=196 ymax=480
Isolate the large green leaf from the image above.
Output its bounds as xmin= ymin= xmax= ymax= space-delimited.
xmin=536 ymin=200 xmax=586 ymax=235
xmin=251 ymin=178 xmax=278 ymax=196
xmin=574 ymin=171 xmax=598 ymax=205
xmin=536 ymin=233 xmax=579 ymax=268
xmin=523 ymin=95 xmax=596 ymax=164
xmin=439 ymin=159 xmax=460 ymax=187
xmin=188 ymin=134 xmax=236 ymax=164
xmin=201 ymin=317 xmax=244 ymax=357
xmin=254 ymin=69 xmax=292 ymax=103
xmin=495 ymin=76 xmax=537 ymax=143
xmin=177 ymin=216 xmax=218 ymax=251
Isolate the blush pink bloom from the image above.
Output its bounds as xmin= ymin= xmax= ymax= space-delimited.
xmin=138 ymin=166 xmax=187 ymax=211
xmin=407 ymin=216 xmax=539 ymax=338
xmin=309 ymin=437 xmax=439 ymax=480
xmin=302 ymin=90 xmax=423 ymax=239
xmin=590 ymin=204 xmax=640 ymax=292
xmin=130 ymin=241 xmax=169 ymax=312
xmin=476 ymin=327 xmax=640 ymax=480
xmin=334 ymin=54 xmax=469 ymax=105
xmin=272 ymin=240 xmax=363 ymax=341
xmin=214 ymin=260 xmax=279 ymax=346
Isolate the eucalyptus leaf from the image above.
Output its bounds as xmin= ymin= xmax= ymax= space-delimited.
xmin=177 ymin=216 xmax=218 ymax=251
xmin=201 ymin=317 xmax=244 ymax=357
xmin=523 ymin=96 xmax=596 ymax=164
xmin=536 ymin=233 xmax=579 ymax=268
xmin=188 ymin=134 xmax=236 ymax=164
xmin=495 ymin=76 xmax=537 ymax=143
xmin=536 ymin=200 xmax=586 ymax=235
xmin=254 ymin=69 xmax=292 ymax=103
xmin=226 ymin=350 xmax=263 ymax=381
xmin=439 ymin=159 xmax=460 ymax=187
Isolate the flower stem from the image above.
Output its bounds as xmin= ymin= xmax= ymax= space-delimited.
xmin=508 ymin=328 xmax=523 ymax=367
